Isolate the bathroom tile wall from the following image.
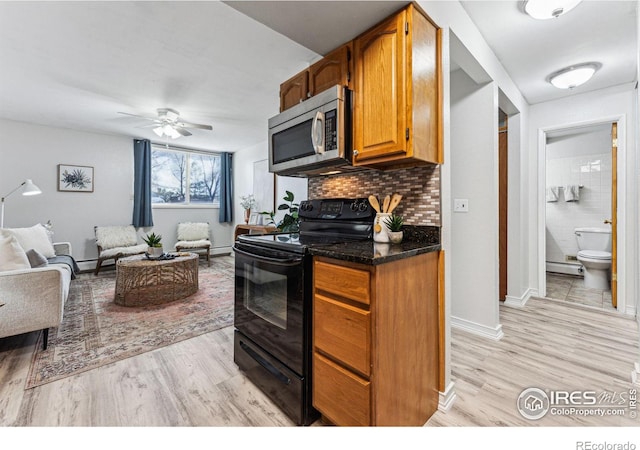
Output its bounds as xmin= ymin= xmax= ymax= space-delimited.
xmin=545 ymin=128 xmax=612 ymax=263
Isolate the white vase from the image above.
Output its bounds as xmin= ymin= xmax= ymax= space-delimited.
xmin=373 ymin=213 xmax=391 ymax=243
xmin=148 ymin=246 xmax=164 ymax=257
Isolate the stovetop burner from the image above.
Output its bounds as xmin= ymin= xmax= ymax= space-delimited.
xmin=236 ymin=198 xmax=375 ymax=254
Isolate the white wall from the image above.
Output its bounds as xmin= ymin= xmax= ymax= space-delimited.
xmin=232 ymin=139 xmax=308 ymax=229
xmin=529 ymin=85 xmax=637 ymax=315
xmin=0 ymin=118 xmax=236 ymax=267
xmin=449 ymin=69 xmax=503 ymax=339
xmin=546 ymin=128 xmax=612 ymax=264
xmin=418 ymin=0 xmax=531 ymax=407
xmin=0 ymin=119 xmax=133 ymax=263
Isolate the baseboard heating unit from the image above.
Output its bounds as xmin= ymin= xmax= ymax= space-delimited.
xmin=546 ymin=261 xmax=583 ymax=276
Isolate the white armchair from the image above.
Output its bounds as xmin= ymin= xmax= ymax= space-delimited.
xmin=175 ymin=222 xmax=211 ymax=266
xmin=94 ymin=225 xmax=147 ymax=275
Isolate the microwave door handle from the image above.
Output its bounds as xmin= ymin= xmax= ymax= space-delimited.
xmin=312 ymin=110 xmax=325 ymax=154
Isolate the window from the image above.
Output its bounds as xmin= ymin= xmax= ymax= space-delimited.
xmin=151 ymin=145 xmax=221 ymax=206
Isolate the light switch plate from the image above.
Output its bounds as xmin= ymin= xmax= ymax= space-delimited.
xmin=454 ymin=199 xmax=469 ymax=212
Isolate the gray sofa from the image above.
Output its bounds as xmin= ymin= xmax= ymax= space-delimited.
xmin=0 ymin=242 xmax=73 ymax=349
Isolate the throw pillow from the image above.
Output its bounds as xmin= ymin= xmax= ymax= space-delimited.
xmin=26 ymin=248 xmax=49 ymax=268
xmin=0 ymin=235 xmax=31 ymax=271
xmin=0 ymin=224 xmax=56 ymax=258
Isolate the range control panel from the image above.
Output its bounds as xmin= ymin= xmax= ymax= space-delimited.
xmin=299 ymin=198 xmax=374 ymax=221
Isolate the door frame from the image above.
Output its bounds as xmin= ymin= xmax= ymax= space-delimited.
xmin=537 ymin=114 xmax=626 ymax=313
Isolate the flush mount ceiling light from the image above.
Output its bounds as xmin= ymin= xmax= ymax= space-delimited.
xmin=547 ymin=63 xmax=601 ymax=89
xmin=523 ymin=0 xmax=582 ymax=19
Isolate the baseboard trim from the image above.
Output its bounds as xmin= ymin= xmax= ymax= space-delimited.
xmin=625 ymin=304 xmax=636 ymax=317
xmin=503 ymin=288 xmax=535 ymax=308
xmin=632 ymin=362 xmax=640 ymax=387
xmin=438 ymin=381 xmax=457 ymax=412
xmin=451 ymin=316 xmax=504 ymax=340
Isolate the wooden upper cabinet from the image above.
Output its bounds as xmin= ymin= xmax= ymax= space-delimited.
xmin=353 ymin=4 xmax=441 ymax=168
xmin=279 ymin=70 xmax=309 ymax=112
xmin=280 ymin=43 xmax=352 ymax=112
xmin=309 ymin=43 xmax=352 ymax=96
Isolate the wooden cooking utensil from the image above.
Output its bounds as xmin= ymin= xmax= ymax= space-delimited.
xmin=387 ymin=193 xmax=402 ymax=213
xmin=368 ymin=195 xmax=381 ymax=213
xmin=382 ymin=195 xmax=390 ymax=213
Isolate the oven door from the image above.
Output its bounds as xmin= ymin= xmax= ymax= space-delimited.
xmin=233 ymin=243 xmax=306 ymax=375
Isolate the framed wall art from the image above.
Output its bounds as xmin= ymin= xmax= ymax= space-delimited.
xmin=58 ymin=164 xmax=94 ymax=192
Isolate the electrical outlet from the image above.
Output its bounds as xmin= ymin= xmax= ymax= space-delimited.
xmin=454 ymin=199 xmax=469 ymax=212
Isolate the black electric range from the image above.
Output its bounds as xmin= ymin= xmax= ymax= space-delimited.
xmin=232 ymin=198 xmax=374 ymax=425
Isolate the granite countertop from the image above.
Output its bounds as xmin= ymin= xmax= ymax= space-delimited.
xmin=308 ymin=226 xmax=440 ymax=265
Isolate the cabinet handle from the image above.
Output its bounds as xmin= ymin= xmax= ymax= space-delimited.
xmin=353 ymin=149 xmax=359 ymax=157
xmin=604 ymin=219 xmax=612 ymax=224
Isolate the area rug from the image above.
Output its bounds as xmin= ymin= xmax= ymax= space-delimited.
xmin=25 ymin=256 xmax=235 ymax=389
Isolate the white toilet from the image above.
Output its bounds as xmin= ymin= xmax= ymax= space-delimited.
xmin=574 ymin=227 xmax=612 ymax=291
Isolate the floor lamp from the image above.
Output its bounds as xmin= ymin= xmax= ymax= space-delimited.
xmin=1 ymin=179 xmax=42 ymax=228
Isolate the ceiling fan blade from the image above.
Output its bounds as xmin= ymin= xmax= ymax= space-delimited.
xmin=117 ymin=111 xmax=159 ymax=122
xmin=176 ymin=121 xmax=213 ymax=131
xmin=174 ymin=127 xmax=192 ymax=137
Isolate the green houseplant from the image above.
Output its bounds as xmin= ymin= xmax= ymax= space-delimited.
xmin=142 ymin=232 xmax=164 ymax=256
xmin=384 ymin=214 xmax=404 ymax=244
xmin=260 ymin=191 xmax=300 ymax=232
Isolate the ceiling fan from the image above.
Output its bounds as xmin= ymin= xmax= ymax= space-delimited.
xmin=118 ymin=108 xmax=213 ymax=139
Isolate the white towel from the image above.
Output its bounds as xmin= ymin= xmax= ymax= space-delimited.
xmin=564 ymin=185 xmax=580 ymax=202
xmin=546 ymin=186 xmax=559 ymax=202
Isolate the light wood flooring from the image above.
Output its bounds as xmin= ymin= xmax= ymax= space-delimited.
xmin=0 ymin=264 xmax=638 ymax=427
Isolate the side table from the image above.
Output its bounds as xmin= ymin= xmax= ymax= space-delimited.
xmin=234 ymin=224 xmax=277 ymax=241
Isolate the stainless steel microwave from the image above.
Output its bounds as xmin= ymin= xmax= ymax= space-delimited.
xmin=268 ymin=85 xmax=355 ymax=177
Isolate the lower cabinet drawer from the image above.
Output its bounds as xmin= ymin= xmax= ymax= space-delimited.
xmin=314 ymin=293 xmax=370 ymax=376
xmin=313 ymin=352 xmax=371 ymax=426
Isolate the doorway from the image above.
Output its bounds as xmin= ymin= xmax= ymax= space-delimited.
xmin=542 ymin=121 xmax=618 ymax=312
xmin=499 ymin=109 xmax=507 ymax=301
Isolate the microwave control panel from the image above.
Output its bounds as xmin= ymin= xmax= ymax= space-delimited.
xmin=325 ymin=109 xmax=338 ymax=151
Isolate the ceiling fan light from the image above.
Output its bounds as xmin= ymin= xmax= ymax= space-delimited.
xmin=153 ymin=127 xmax=164 ymax=137
xmin=524 ymin=0 xmax=582 ymax=19
xmin=547 ymin=63 xmax=600 ymax=89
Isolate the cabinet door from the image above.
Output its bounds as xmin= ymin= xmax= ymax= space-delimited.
xmin=314 ymin=293 xmax=371 ymax=377
xmin=353 ymin=9 xmax=407 ymax=164
xmin=309 ymin=43 xmax=352 ymax=96
xmin=313 ymin=352 xmax=371 ymax=426
xmin=280 ymin=70 xmax=308 ymax=112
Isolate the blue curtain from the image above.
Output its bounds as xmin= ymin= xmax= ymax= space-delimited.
xmin=132 ymin=139 xmax=154 ymax=227
xmin=218 ymin=152 xmax=233 ymax=223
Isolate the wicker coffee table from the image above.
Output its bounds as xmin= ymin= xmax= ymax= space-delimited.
xmin=114 ymin=253 xmax=199 ymax=307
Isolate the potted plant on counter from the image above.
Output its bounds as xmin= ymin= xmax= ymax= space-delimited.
xmin=260 ymin=191 xmax=300 ymax=232
xmin=143 ymin=232 xmax=164 ymax=257
xmin=384 ymin=214 xmax=404 ymax=244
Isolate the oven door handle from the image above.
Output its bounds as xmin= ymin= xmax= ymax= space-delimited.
xmin=239 ymin=341 xmax=291 ymax=385
xmin=234 ymin=247 xmax=303 ymax=266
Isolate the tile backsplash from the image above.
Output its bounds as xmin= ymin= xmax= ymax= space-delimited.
xmin=308 ymin=165 xmax=440 ymax=226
